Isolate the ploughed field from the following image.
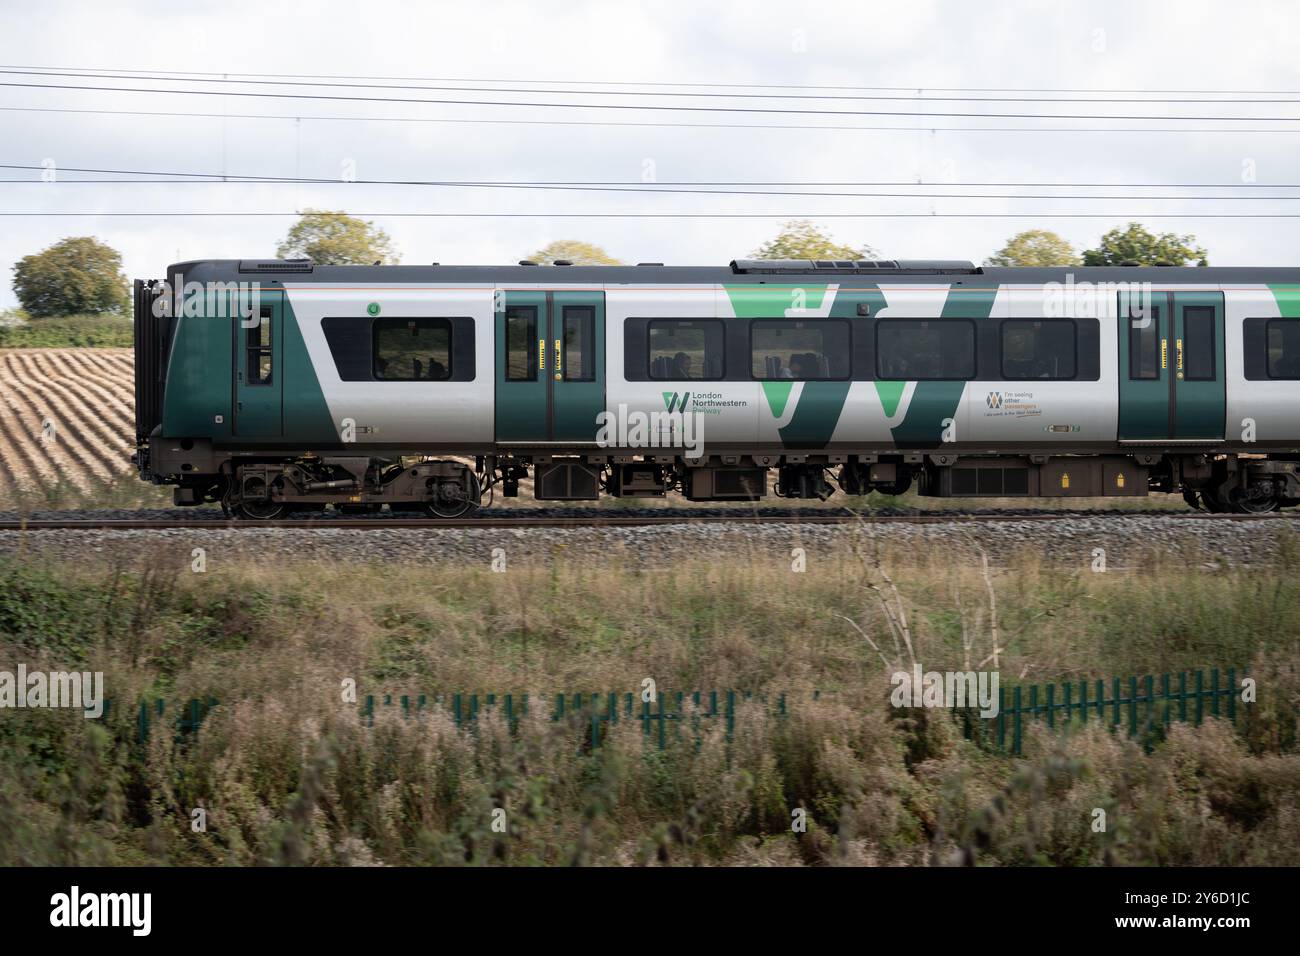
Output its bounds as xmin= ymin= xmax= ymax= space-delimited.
xmin=0 ymin=348 xmax=135 ymax=494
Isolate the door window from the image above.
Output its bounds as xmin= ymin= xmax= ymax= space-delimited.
xmin=1128 ymin=305 xmax=1160 ymax=380
xmin=246 ymin=307 xmax=273 ymax=385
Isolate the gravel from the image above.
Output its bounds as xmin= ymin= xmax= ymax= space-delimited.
xmin=1 ymin=512 xmax=1295 ymax=570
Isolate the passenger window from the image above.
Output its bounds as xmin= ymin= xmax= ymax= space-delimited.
xmin=563 ymin=306 xmax=595 ymax=381
xmin=750 ymin=320 xmax=849 ymax=380
xmin=1129 ymin=305 xmax=1160 ymax=380
xmin=1183 ymin=307 xmax=1215 ymax=381
xmin=374 ymin=318 xmax=451 ymax=380
xmin=245 ymin=307 xmax=273 ymax=386
xmin=1267 ymin=318 xmax=1300 ymax=379
xmin=505 ymin=306 xmax=537 ymax=381
xmin=1001 ymin=320 xmax=1076 ymax=380
xmin=648 ymin=320 xmax=724 ymax=380
xmin=876 ymin=320 xmax=974 ymax=380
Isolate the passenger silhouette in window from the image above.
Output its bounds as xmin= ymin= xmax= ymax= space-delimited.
xmin=672 ymin=351 xmax=693 ymax=379
xmin=788 ymin=353 xmax=816 ymax=379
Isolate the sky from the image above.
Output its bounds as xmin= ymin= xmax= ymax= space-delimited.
xmin=1 ymin=0 xmax=1300 ymax=308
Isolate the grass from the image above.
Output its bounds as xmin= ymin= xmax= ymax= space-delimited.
xmin=0 ymin=538 xmax=1296 ymax=866
xmin=0 ymin=312 xmax=133 ymax=348
xmin=0 ymin=471 xmax=174 ymax=513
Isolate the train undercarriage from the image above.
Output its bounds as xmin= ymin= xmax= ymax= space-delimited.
xmin=151 ymin=446 xmax=1300 ymax=518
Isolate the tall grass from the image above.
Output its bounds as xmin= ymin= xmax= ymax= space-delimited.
xmin=0 ymin=542 xmax=1296 ymax=866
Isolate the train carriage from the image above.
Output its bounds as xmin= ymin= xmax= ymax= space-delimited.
xmin=132 ymin=257 xmax=1300 ymax=517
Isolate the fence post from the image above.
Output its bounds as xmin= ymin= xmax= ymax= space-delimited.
xmin=1079 ymin=680 xmax=1088 ymax=726
xmin=1211 ymin=668 xmax=1221 ymax=719
xmin=1112 ymin=677 xmax=1121 ymax=726
xmin=1226 ymin=667 xmax=1236 ymax=722
xmin=1195 ymin=670 xmax=1204 ymax=725
xmin=1179 ymin=671 xmax=1188 ymax=723
xmin=1161 ymin=673 xmax=1171 ymax=729
xmin=1144 ymin=675 xmax=1154 ymax=735
xmin=1046 ymin=683 xmax=1055 ymax=730
xmin=1012 ymin=686 xmax=1022 ymax=756
xmin=1128 ymin=676 xmax=1138 ymax=737
xmin=996 ymin=684 xmax=1006 ymax=750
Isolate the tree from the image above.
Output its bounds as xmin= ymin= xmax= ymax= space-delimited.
xmin=1082 ymin=222 xmax=1208 ymax=267
xmin=984 ymin=229 xmax=1080 ymax=267
xmin=12 ymin=237 xmax=129 ymax=317
xmin=751 ymin=220 xmax=878 ymax=260
xmin=276 ymin=210 xmax=399 ymax=265
xmin=526 ymin=240 xmax=624 ymax=265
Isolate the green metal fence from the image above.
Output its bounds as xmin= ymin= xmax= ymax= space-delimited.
xmin=117 ymin=668 xmax=1247 ymax=756
xmin=359 ymin=690 xmax=803 ymax=751
xmin=963 ymin=667 xmax=1242 ymax=755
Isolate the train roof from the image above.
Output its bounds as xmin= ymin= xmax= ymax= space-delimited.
xmin=165 ymin=259 xmax=1300 ymax=286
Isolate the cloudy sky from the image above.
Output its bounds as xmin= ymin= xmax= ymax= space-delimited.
xmin=1 ymin=0 xmax=1299 ymax=307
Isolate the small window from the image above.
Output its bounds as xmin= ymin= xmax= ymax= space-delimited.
xmin=1183 ymin=307 xmax=1215 ymax=381
xmin=245 ymin=307 xmax=273 ymax=385
xmin=505 ymin=306 xmax=537 ymax=381
xmin=649 ymin=320 xmax=724 ymax=380
xmin=750 ymin=320 xmax=850 ymax=380
xmin=374 ymin=318 xmax=451 ymax=380
xmin=876 ymin=320 xmax=974 ymax=380
xmin=563 ymin=306 xmax=595 ymax=381
xmin=1129 ymin=305 xmax=1160 ymax=380
xmin=1001 ymin=320 xmax=1076 ymax=380
xmin=1267 ymin=318 xmax=1300 ymax=379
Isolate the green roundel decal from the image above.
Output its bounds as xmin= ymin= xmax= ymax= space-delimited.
xmin=367 ymin=302 xmax=381 ymax=316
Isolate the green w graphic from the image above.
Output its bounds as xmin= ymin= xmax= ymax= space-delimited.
xmin=662 ymin=391 xmax=691 ymax=412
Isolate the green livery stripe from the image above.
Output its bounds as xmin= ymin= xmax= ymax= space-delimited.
xmin=874 ymin=380 xmax=905 ymax=417
xmin=761 ymin=381 xmax=793 ymax=417
xmin=774 ymin=285 xmax=890 ymax=448
xmin=280 ymin=296 xmax=339 ymax=445
xmin=890 ymin=286 xmax=996 ymax=447
xmin=724 ymin=284 xmax=828 ymax=317
xmin=778 ymin=381 xmax=853 ymax=448
xmin=1269 ymin=284 xmax=1300 ymax=317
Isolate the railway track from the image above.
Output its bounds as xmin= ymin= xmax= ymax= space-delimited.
xmin=0 ymin=510 xmax=1286 ymax=531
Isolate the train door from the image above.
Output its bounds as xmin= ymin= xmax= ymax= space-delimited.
xmin=1170 ymin=292 xmax=1226 ymax=438
xmin=1117 ymin=290 xmax=1224 ymax=440
xmin=495 ymin=290 xmax=605 ymax=442
xmin=233 ymin=290 xmax=283 ymax=437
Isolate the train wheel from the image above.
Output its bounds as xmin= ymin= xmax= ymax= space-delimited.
xmin=228 ymin=501 xmax=291 ymax=520
xmin=423 ymin=473 xmax=481 ymax=518
xmin=1229 ymin=485 xmax=1280 ymax=515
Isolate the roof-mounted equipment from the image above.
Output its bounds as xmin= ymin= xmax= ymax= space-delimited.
xmin=729 ymin=258 xmax=980 ymax=276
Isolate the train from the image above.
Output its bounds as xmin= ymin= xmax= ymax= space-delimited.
xmin=132 ymin=257 xmax=1300 ymax=517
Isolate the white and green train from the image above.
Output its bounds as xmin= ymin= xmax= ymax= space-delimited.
xmin=133 ymin=257 xmax=1300 ymax=517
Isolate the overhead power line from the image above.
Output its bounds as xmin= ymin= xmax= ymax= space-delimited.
xmin=2 ymin=68 xmax=1298 ymax=104
xmin=5 ymin=104 xmax=1298 ymax=135
xmin=4 ymin=63 xmax=1300 ymax=96
xmin=4 ymin=80 xmax=1300 ymax=121
xmin=2 ymin=164 xmax=1300 ymax=200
